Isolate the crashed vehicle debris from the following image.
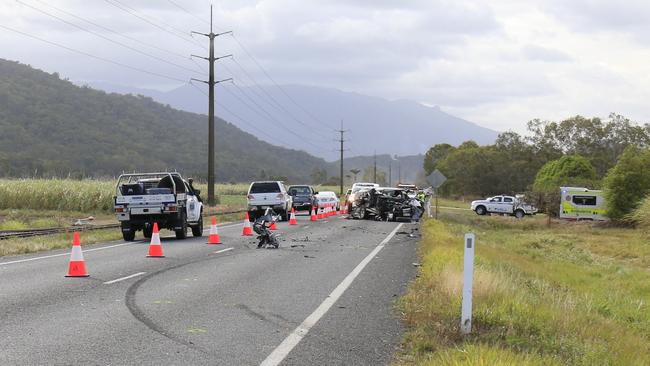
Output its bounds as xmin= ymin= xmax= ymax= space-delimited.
xmin=349 ymin=187 xmax=424 ymax=222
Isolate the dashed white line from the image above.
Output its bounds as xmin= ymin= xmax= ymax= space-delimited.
xmin=0 ymin=222 xmax=242 ymax=267
xmin=259 ymin=222 xmax=404 ymax=366
xmin=103 ymin=272 xmax=146 ymax=285
xmin=213 ymin=247 xmax=234 ymax=254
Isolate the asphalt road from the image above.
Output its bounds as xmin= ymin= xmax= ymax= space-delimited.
xmin=0 ymin=213 xmax=419 ymax=365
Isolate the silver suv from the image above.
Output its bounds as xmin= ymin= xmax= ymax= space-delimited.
xmin=247 ymin=181 xmax=293 ymax=221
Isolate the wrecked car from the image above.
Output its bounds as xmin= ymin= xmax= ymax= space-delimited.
xmin=349 ymin=187 xmax=423 ymax=222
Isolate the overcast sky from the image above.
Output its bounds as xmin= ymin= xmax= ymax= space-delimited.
xmin=2 ymin=0 xmax=650 ymax=133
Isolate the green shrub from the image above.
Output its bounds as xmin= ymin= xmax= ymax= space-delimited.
xmin=603 ymin=147 xmax=650 ymax=221
xmin=532 ymin=155 xmax=599 ymax=216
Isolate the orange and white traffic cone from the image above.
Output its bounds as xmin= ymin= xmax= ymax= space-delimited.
xmin=289 ymin=208 xmax=298 ymax=225
xmin=242 ymin=212 xmax=253 ymax=236
xmin=269 ymin=221 xmax=278 ymax=230
xmin=65 ymin=232 xmax=89 ymax=277
xmin=207 ymin=216 xmax=221 ymax=244
xmin=147 ymin=223 xmax=165 ymax=257
xmin=310 ymin=207 xmax=317 ymax=222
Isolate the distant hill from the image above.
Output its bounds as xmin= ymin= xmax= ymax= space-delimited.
xmin=0 ymin=59 xmax=328 ymax=182
xmin=91 ymin=82 xmax=499 ymax=161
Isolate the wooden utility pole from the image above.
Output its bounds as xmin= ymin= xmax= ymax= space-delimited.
xmin=191 ymin=6 xmax=232 ymax=205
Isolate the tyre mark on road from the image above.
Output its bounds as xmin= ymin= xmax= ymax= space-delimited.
xmin=124 ymin=250 xmax=238 ymax=356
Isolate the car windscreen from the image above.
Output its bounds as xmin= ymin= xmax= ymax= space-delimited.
xmin=289 ymin=186 xmax=311 ymax=196
xmin=250 ymin=182 xmax=281 ymax=193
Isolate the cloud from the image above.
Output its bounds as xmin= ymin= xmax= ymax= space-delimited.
xmin=1 ymin=0 xmax=650 ymax=136
xmin=522 ymin=45 xmax=572 ymax=62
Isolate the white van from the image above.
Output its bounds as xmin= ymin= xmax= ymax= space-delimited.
xmin=559 ymin=187 xmax=607 ymax=221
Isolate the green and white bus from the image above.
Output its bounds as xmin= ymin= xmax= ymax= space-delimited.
xmin=559 ymin=187 xmax=607 ymax=221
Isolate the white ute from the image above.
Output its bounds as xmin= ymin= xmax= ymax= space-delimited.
xmin=470 ymin=195 xmax=537 ymax=219
xmin=114 ymin=172 xmax=203 ymax=241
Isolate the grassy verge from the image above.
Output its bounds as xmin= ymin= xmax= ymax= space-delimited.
xmin=397 ymin=208 xmax=650 ymax=365
xmin=0 ymin=229 xmax=124 ymax=257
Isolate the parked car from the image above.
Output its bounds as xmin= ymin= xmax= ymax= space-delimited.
xmin=315 ymin=191 xmax=340 ymax=211
xmin=247 ymin=181 xmax=293 ymax=221
xmin=470 ymin=195 xmax=537 ymax=218
xmin=288 ymin=185 xmax=317 ymax=212
xmin=114 ymin=172 xmax=203 ymax=241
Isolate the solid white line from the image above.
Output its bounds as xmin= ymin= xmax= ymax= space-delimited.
xmin=103 ymin=271 xmax=146 ymax=285
xmin=0 ymin=242 xmax=135 ymax=266
xmin=213 ymin=247 xmax=234 ymax=254
xmin=259 ymin=222 xmax=404 ymax=366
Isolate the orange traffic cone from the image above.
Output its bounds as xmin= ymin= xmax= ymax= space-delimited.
xmin=310 ymin=207 xmax=317 ymax=221
xmin=289 ymin=208 xmax=298 ymax=225
xmin=65 ymin=232 xmax=89 ymax=277
xmin=147 ymin=223 xmax=165 ymax=257
xmin=207 ymin=216 xmax=222 ymax=244
xmin=242 ymin=212 xmax=253 ymax=236
xmin=269 ymin=220 xmax=278 ymax=231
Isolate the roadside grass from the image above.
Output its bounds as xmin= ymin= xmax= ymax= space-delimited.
xmin=435 ymin=197 xmax=470 ymax=209
xmin=397 ymin=209 xmax=650 ymax=365
xmin=0 ymin=229 xmax=124 ymax=257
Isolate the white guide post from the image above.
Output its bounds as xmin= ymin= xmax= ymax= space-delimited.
xmin=461 ymin=233 xmax=475 ymax=335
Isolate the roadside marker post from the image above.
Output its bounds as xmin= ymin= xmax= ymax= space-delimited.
xmin=461 ymin=233 xmax=475 ymax=335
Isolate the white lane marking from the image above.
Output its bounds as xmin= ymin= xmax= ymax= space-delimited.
xmin=259 ymin=223 xmax=404 ymax=366
xmin=103 ymin=272 xmax=146 ymax=285
xmin=0 ymin=242 xmax=135 ymax=266
xmin=0 ymin=222 xmax=244 ymax=267
xmin=213 ymin=247 xmax=234 ymax=254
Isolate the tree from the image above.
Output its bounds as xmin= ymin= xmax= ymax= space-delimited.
xmin=532 ymin=155 xmax=598 ymax=217
xmin=603 ymin=146 xmax=650 ymax=221
xmin=532 ymin=155 xmax=597 ymax=192
xmin=423 ymin=143 xmax=455 ymax=175
xmin=527 ymin=114 xmax=650 ymax=176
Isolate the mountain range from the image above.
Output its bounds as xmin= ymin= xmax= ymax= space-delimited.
xmin=89 ymin=81 xmax=499 ymax=161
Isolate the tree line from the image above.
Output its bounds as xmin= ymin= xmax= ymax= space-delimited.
xmin=424 ymin=114 xmax=650 ymax=221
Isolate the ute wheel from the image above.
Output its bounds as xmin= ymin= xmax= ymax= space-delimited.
xmin=514 ymin=209 xmax=525 ymax=219
xmin=122 ymin=229 xmax=135 ymax=242
xmin=175 ymin=213 xmax=188 ymax=239
xmin=280 ymin=210 xmax=288 ymax=222
xmin=475 ymin=206 xmax=487 ymax=216
xmin=143 ymin=225 xmax=153 ymax=239
xmin=192 ymin=213 xmax=204 ymax=237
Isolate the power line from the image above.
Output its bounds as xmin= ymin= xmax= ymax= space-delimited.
xmin=228 ymin=57 xmax=332 ymax=134
xmin=188 ymin=81 xmax=295 ymax=148
xmin=226 ymin=82 xmax=332 ymax=149
xmin=158 ymin=4 xmax=336 ymax=133
xmin=103 ymin=0 xmax=207 ymax=51
xmin=0 ymin=24 xmax=187 ymax=83
xmin=230 ymin=34 xmax=336 ymax=130
xmin=166 ymin=0 xmax=210 ymax=26
xmin=31 ymin=0 xmax=201 ymax=65
xmin=18 ymin=0 xmax=203 ymax=76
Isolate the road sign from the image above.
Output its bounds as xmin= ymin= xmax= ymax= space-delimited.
xmin=427 ymin=169 xmax=447 ymax=188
